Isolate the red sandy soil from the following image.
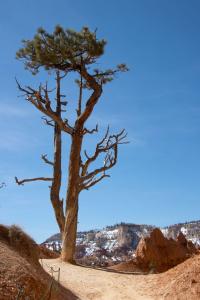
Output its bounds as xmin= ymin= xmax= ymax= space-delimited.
xmin=146 ymin=253 xmax=200 ymax=299
xmin=0 ymin=226 xmax=78 ymax=300
xmin=42 ymin=253 xmax=200 ymax=300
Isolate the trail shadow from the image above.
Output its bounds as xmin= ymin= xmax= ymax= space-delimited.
xmin=43 ymin=269 xmax=79 ymax=300
xmin=40 ymin=260 xmax=79 ymax=300
xmin=75 ymin=262 xmax=147 ymax=276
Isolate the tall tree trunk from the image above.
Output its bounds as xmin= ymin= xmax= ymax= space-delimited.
xmin=50 ymin=122 xmax=65 ymax=234
xmin=50 ymin=72 xmax=65 ymax=234
xmin=61 ymin=131 xmax=82 ymax=262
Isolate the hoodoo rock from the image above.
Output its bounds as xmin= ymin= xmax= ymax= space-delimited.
xmin=110 ymin=228 xmax=197 ymax=273
xmin=135 ymin=228 xmax=197 ymax=272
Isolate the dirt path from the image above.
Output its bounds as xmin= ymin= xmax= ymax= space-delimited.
xmin=42 ymin=259 xmax=155 ymax=300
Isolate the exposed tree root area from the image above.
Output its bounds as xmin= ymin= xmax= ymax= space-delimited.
xmin=42 ymin=254 xmax=200 ymax=300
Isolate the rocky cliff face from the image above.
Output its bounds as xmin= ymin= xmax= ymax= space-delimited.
xmin=43 ymin=223 xmax=154 ymax=266
xmin=42 ymin=220 xmax=200 ymax=266
xmin=110 ymin=228 xmax=198 ymax=273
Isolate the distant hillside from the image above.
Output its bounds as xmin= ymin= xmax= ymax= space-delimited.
xmin=42 ymin=220 xmax=200 ymax=266
xmin=162 ymin=220 xmax=200 ymax=245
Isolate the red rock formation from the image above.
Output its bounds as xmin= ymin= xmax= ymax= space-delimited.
xmin=111 ymin=228 xmax=197 ymax=273
xmin=135 ymin=228 xmax=197 ymax=272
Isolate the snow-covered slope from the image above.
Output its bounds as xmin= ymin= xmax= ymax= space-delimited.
xmin=42 ymin=220 xmax=200 ymax=266
xmin=161 ymin=220 xmax=200 ymax=246
xmin=43 ymin=223 xmax=154 ymax=265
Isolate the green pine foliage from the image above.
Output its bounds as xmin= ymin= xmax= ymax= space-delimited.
xmin=16 ymin=26 xmax=106 ymax=73
xmin=16 ymin=25 xmax=128 ymax=85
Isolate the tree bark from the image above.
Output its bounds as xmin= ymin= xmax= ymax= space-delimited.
xmin=50 ymin=72 xmax=65 ymax=234
xmin=50 ymin=122 xmax=65 ymax=234
xmin=61 ymin=131 xmax=83 ymax=262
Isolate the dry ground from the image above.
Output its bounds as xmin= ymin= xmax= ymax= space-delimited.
xmin=42 ymin=254 xmax=200 ymax=300
xmin=42 ymin=258 xmax=150 ymax=300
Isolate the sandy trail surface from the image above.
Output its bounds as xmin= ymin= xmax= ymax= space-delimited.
xmin=42 ymin=259 xmax=155 ymax=300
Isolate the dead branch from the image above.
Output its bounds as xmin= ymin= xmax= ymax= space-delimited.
xmin=41 ymin=154 xmax=54 ymax=166
xmin=60 ymin=100 xmax=68 ymax=105
xmin=81 ymin=127 xmax=126 ymax=176
xmin=80 ymin=127 xmax=128 ymax=190
xmin=16 ymin=78 xmax=74 ymax=135
xmin=76 ymin=65 xmax=102 ymax=127
xmin=80 ymin=173 xmax=110 ymax=191
xmin=15 ymin=176 xmax=53 ymax=186
xmin=83 ymin=124 xmax=98 ymax=135
xmin=41 ymin=116 xmax=54 ymax=127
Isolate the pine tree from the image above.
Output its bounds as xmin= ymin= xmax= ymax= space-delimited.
xmin=16 ymin=26 xmax=128 ymax=262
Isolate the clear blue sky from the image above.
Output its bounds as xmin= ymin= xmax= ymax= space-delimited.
xmin=0 ymin=0 xmax=200 ymax=243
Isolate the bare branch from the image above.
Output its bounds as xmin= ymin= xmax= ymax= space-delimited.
xmin=76 ymin=65 xmax=102 ymax=127
xmin=16 ymin=78 xmax=74 ymax=135
xmin=41 ymin=116 xmax=54 ymax=127
xmin=41 ymin=154 xmax=54 ymax=166
xmin=84 ymin=150 xmax=90 ymax=160
xmin=58 ymin=71 xmax=68 ymax=80
xmin=15 ymin=176 xmax=53 ymax=186
xmin=80 ymin=173 xmax=110 ymax=191
xmin=41 ymin=84 xmax=56 ymax=94
xmin=97 ymin=125 xmax=110 ymax=147
xmin=60 ymin=101 xmax=68 ymax=106
xmin=83 ymin=124 xmax=98 ymax=135
xmin=63 ymin=118 xmax=73 ymax=130
xmin=81 ymin=126 xmax=109 ymax=176
xmin=81 ymin=128 xmax=128 ymax=180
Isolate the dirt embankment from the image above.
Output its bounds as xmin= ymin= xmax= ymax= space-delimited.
xmin=148 ymin=253 xmax=200 ymax=299
xmin=0 ymin=224 xmax=78 ymax=300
